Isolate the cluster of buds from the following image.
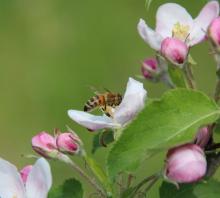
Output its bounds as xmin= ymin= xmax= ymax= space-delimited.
xmin=32 ymin=129 xmax=82 ymax=159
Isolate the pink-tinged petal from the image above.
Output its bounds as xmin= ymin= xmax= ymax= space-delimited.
xmin=189 ymin=1 xmax=219 ymax=46
xmin=56 ymin=132 xmax=80 ymax=155
xmin=32 ymin=132 xmax=58 ymax=158
xmin=156 ymin=3 xmax=193 ymax=39
xmin=161 ymin=38 xmax=188 ymax=65
xmin=209 ymin=17 xmax=220 ymax=47
xmin=26 ymin=158 xmax=52 ymax=198
xmin=0 ymin=158 xmax=25 ymax=198
xmin=20 ymin=165 xmax=33 ymax=184
xmin=114 ymin=78 xmax=147 ymax=125
xmin=141 ymin=58 xmax=158 ymax=79
xmin=165 ymin=144 xmax=207 ymax=183
xmin=194 ymin=127 xmax=211 ymax=148
xmin=137 ymin=19 xmax=163 ymax=51
xmin=68 ymin=110 xmax=120 ymax=131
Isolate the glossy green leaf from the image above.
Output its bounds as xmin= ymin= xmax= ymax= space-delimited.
xmin=107 ymin=89 xmax=220 ymax=180
xmin=160 ymin=180 xmax=220 ymax=198
xmin=48 ymin=178 xmax=83 ymax=198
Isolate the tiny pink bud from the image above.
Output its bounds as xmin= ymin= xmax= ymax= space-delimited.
xmin=56 ymin=132 xmax=80 ymax=155
xmin=165 ymin=143 xmax=207 ymax=184
xmin=161 ymin=38 xmax=188 ymax=65
xmin=141 ymin=58 xmax=158 ymax=79
xmin=32 ymin=132 xmax=58 ymax=158
xmin=20 ymin=165 xmax=32 ymax=184
xmin=194 ymin=127 xmax=211 ymax=148
xmin=209 ymin=17 xmax=220 ymax=47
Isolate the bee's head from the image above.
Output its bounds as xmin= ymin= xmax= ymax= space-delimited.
xmin=117 ymin=93 xmax=123 ymax=105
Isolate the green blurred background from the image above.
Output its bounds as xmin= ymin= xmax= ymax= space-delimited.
xmin=0 ymin=0 xmax=219 ymax=197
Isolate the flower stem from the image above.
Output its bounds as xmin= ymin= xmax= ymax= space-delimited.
xmin=143 ymin=176 xmax=159 ymax=195
xmin=183 ymin=63 xmax=196 ymax=89
xmin=57 ymin=154 xmax=106 ymax=198
xmin=130 ymin=172 xmax=161 ymax=197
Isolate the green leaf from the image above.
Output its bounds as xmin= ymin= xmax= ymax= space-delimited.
xmin=48 ymin=178 xmax=83 ymax=198
xmin=92 ymin=130 xmax=114 ymax=154
xmin=107 ymin=89 xmax=220 ymax=180
xmin=168 ymin=66 xmax=187 ymax=88
xmin=160 ymin=180 xmax=220 ymax=198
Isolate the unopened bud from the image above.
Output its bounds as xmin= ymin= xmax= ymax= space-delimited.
xmin=164 ymin=143 xmax=207 ymax=184
xmin=194 ymin=127 xmax=211 ymax=148
xmin=56 ymin=132 xmax=81 ymax=155
xmin=161 ymin=38 xmax=188 ymax=65
xmin=20 ymin=165 xmax=32 ymax=184
xmin=141 ymin=58 xmax=158 ymax=79
xmin=32 ymin=132 xmax=58 ymax=158
xmin=209 ymin=17 xmax=220 ymax=49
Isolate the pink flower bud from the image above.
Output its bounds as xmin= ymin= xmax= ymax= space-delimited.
xmin=141 ymin=58 xmax=158 ymax=79
xmin=164 ymin=143 xmax=207 ymax=184
xmin=194 ymin=127 xmax=211 ymax=148
xmin=20 ymin=165 xmax=32 ymax=184
xmin=32 ymin=132 xmax=58 ymax=158
xmin=209 ymin=17 xmax=220 ymax=47
xmin=161 ymin=38 xmax=188 ymax=65
xmin=56 ymin=132 xmax=80 ymax=155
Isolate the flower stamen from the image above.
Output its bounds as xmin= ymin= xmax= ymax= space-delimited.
xmin=172 ymin=22 xmax=190 ymax=41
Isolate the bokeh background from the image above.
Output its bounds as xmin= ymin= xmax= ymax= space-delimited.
xmin=0 ymin=0 xmax=219 ymax=197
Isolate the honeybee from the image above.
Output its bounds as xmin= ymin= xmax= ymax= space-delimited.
xmin=84 ymin=91 xmax=122 ymax=117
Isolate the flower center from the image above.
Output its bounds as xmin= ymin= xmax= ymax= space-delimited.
xmin=172 ymin=22 xmax=190 ymax=41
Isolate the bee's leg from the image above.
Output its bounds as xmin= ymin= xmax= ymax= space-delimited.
xmin=100 ymin=106 xmax=111 ymax=117
xmin=105 ymin=106 xmax=114 ymax=117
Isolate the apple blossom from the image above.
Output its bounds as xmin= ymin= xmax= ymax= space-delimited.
xmin=141 ymin=58 xmax=158 ymax=79
xmin=138 ymin=1 xmax=219 ymax=50
xmin=164 ymin=144 xmax=207 ymax=184
xmin=32 ymin=131 xmax=58 ymax=158
xmin=194 ymin=127 xmax=211 ymax=148
xmin=68 ymin=78 xmax=147 ymax=131
xmin=56 ymin=132 xmax=81 ymax=155
xmin=161 ymin=38 xmax=188 ymax=65
xmin=209 ymin=16 xmax=220 ymax=48
xmin=0 ymin=157 xmax=52 ymax=198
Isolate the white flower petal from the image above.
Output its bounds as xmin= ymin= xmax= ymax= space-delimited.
xmin=137 ymin=19 xmax=163 ymax=51
xmin=68 ymin=110 xmax=120 ymax=131
xmin=156 ymin=3 xmax=193 ymax=38
xmin=26 ymin=158 xmax=52 ymax=198
xmin=0 ymin=158 xmax=25 ymax=198
xmin=189 ymin=1 xmax=219 ymax=46
xmin=114 ymin=78 xmax=147 ymax=125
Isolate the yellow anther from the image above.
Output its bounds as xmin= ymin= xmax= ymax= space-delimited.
xmin=172 ymin=22 xmax=190 ymax=41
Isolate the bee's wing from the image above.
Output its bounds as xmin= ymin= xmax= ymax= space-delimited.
xmin=103 ymin=87 xmax=112 ymax=93
xmin=86 ymin=85 xmax=101 ymax=95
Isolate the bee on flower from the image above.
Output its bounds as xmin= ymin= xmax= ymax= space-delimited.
xmin=68 ymin=78 xmax=147 ymax=132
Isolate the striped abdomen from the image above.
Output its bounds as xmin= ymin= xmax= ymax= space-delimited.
xmin=84 ymin=95 xmax=105 ymax=112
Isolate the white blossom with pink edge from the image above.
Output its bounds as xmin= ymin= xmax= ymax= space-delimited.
xmin=68 ymin=78 xmax=147 ymax=131
xmin=138 ymin=1 xmax=219 ymax=50
xmin=0 ymin=157 xmax=52 ymax=198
